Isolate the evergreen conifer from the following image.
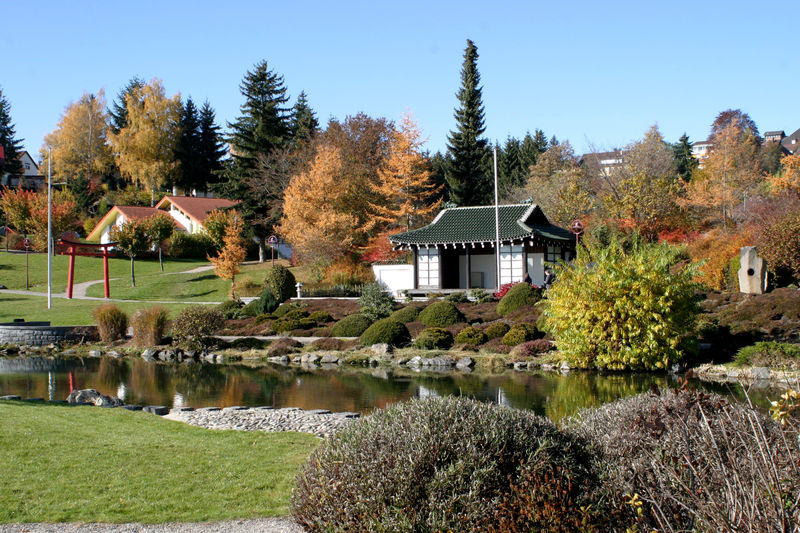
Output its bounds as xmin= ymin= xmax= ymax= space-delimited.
xmin=0 ymin=88 xmax=24 ymax=177
xmin=672 ymin=133 xmax=697 ymax=182
xmin=291 ymin=91 xmax=319 ymax=143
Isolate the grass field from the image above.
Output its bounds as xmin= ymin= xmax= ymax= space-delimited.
xmin=0 ymin=293 xmax=189 ymax=325
xmin=0 ymin=401 xmax=319 ymax=523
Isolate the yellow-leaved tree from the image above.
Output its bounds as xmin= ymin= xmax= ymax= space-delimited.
xmin=769 ymin=153 xmax=800 ymax=197
xmin=278 ymin=144 xmax=357 ymax=263
xmin=107 ymin=79 xmax=181 ymax=205
xmin=364 ymin=112 xmax=442 ymax=233
xmin=40 ymin=90 xmax=113 ymax=182
xmin=208 ymin=210 xmax=246 ymax=299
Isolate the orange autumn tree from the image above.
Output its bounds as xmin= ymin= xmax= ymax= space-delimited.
xmin=279 ymin=145 xmax=357 ymax=264
xmin=770 ymin=153 xmax=800 ymax=197
xmin=364 ymin=112 xmax=442 ymax=233
xmin=208 ymin=210 xmax=246 ymax=299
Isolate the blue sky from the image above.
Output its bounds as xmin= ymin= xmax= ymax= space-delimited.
xmin=2 ymin=0 xmax=797 ymax=161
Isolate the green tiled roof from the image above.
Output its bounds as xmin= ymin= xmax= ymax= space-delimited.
xmin=390 ymin=204 xmax=574 ymax=245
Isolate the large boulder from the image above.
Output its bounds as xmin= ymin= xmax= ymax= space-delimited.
xmin=67 ymin=388 xmax=123 ymax=407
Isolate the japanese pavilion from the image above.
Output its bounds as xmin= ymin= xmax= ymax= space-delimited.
xmin=389 ymin=204 xmax=575 ymax=290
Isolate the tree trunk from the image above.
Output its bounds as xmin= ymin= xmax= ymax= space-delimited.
xmin=159 ymin=246 xmax=164 ymax=272
xmin=230 ymin=275 xmax=236 ymax=300
xmin=130 ymin=255 xmax=136 ymax=287
xmin=258 ymin=239 xmax=266 ymax=263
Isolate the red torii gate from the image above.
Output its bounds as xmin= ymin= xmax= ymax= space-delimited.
xmin=58 ymin=238 xmax=117 ymax=299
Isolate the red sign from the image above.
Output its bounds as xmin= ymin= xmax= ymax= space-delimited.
xmin=570 ymin=220 xmax=584 ymax=235
xmin=268 ymin=235 xmax=278 ymax=244
xmin=23 ymin=238 xmax=31 ymax=248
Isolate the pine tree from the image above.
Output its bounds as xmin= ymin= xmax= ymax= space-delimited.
xmin=672 ymin=133 xmax=697 ymax=182
xmin=173 ymin=97 xmax=202 ymax=193
xmin=0 ymin=87 xmax=24 ymax=178
xmin=532 ymin=129 xmax=549 ymax=154
xmin=445 ymin=39 xmax=490 ymax=206
xmin=499 ymin=136 xmax=525 ymax=192
xmin=108 ymin=77 xmax=145 ymax=134
xmin=291 ymin=91 xmax=319 ymax=143
xmin=198 ymin=101 xmax=226 ymax=191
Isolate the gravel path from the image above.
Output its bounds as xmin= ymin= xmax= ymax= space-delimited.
xmin=0 ymin=517 xmax=303 ymax=532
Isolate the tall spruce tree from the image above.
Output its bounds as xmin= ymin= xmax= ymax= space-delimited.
xmin=499 ymin=137 xmax=525 ymax=192
xmin=672 ymin=133 xmax=697 ymax=182
xmin=445 ymin=39 xmax=490 ymax=206
xmin=0 ymin=87 xmax=24 ymax=178
xmin=108 ymin=77 xmax=145 ymax=135
xmin=198 ymin=101 xmax=226 ymax=190
xmin=173 ymin=97 xmax=202 ymax=193
xmin=429 ymin=151 xmax=450 ymax=203
xmin=291 ymin=91 xmax=319 ymax=143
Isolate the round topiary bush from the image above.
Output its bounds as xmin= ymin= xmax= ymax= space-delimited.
xmin=360 ymin=318 xmax=411 ymax=347
xmin=568 ymin=388 xmax=800 ymax=532
xmin=389 ymin=305 xmax=421 ymax=323
xmin=484 ymin=321 xmax=511 ymax=340
xmin=496 ymin=282 xmax=542 ymax=316
xmin=293 ymin=396 xmax=595 ymax=532
xmin=308 ymin=311 xmax=333 ymax=325
xmin=171 ymin=305 xmax=225 ymax=348
xmin=359 ymin=281 xmax=395 ymax=321
xmin=330 ymin=314 xmax=372 ymax=337
xmin=454 ymin=326 xmax=488 ymax=346
xmin=414 ymin=327 xmax=454 ymax=350
xmin=266 ymin=265 xmax=296 ymax=303
xmin=501 ymin=323 xmax=538 ymax=346
xmin=216 ymin=300 xmax=242 ymax=320
xmin=418 ymin=301 xmax=466 ymax=327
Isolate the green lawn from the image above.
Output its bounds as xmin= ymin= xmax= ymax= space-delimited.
xmin=0 ymin=251 xmax=208 ymax=293
xmin=0 ymin=401 xmax=319 ymax=523
xmin=0 ymin=293 xmax=189 ymax=325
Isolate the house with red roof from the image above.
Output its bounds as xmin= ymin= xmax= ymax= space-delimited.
xmin=87 ymin=195 xmax=239 ymax=244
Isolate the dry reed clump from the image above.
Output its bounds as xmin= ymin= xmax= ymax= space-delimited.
xmin=131 ymin=306 xmax=168 ymax=347
xmin=93 ymin=304 xmax=128 ymax=343
xmin=292 ymin=396 xmax=596 ymax=532
xmin=567 ymin=386 xmax=800 ymax=533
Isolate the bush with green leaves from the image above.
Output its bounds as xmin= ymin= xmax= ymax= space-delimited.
xmin=273 ymin=302 xmax=302 ymax=317
xmin=248 ymin=287 xmax=279 ymax=316
xmin=168 ymin=232 xmax=215 ymax=259
xmin=418 ymin=301 xmax=466 ymax=327
xmin=568 ymin=388 xmax=800 ymax=532
xmin=388 ymin=305 xmax=421 ymax=323
xmin=454 ymin=326 xmax=488 ymax=346
xmin=496 ymin=282 xmax=542 ymax=316
xmin=216 ymin=300 xmax=242 ymax=320
xmin=131 ymin=306 xmax=169 ymax=347
xmin=414 ymin=327 xmax=454 ymax=350
xmin=484 ymin=321 xmax=510 ymax=340
xmin=266 ymin=265 xmax=296 ymax=303
xmin=501 ymin=323 xmax=539 ymax=347
xmin=359 ymin=318 xmax=411 ymax=347
xmin=170 ymin=305 xmax=225 ymax=348
xmin=293 ymin=396 xmax=595 ymax=531
xmin=229 ymin=337 xmax=269 ymax=350
xmin=358 ymin=282 xmax=395 ymax=322
xmin=308 ymin=311 xmax=332 ymax=324
xmin=735 ymin=341 xmax=800 ymax=369
xmin=543 ymin=240 xmax=701 ymax=370
xmin=330 ymin=314 xmax=372 ymax=337
xmin=93 ymin=304 xmax=128 ymax=343
xmin=272 ymin=314 xmax=316 ymax=333
xmin=445 ymin=291 xmax=469 ymax=303
xmin=469 ymin=288 xmax=493 ymax=303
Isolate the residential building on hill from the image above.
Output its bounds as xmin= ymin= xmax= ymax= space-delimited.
xmin=1 ymin=151 xmax=45 ymax=190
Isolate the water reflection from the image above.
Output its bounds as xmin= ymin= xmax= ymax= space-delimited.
xmin=0 ymin=357 xmax=784 ymax=420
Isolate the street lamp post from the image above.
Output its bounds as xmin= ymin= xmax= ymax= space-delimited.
xmin=47 ymin=148 xmax=52 ymax=309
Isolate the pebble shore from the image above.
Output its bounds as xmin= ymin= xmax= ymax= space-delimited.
xmin=164 ymin=406 xmax=360 ymax=438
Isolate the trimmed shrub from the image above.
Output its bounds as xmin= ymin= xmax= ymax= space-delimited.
xmin=273 ymin=302 xmax=303 ymax=317
xmin=93 ymin=304 xmax=128 ymax=343
xmin=217 ymin=300 xmax=242 ymax=320
xmin=414 ymin=327 xmax=454 ymax=350
xmin=734 ymin=341 xmax=800 ymax=369
xmin=293 ymin=396 xmax=595 ymax=532
xmin=272 ymin=315 xmax=316 ymax=333
xmin=311 ymin=337 xmax=345 ymax=351
xmin=308 ymin=311 xmax=333 ymax=324
xmin=330 ymin=314 xmax=372 ymax=337
xmin=171 ymin=305 xmax=225 ymax=348
xmin=229 ymin=337 xmax=269 ymax=350
xmin=569 ymin=388 xmax=800 ymax=532
xmin=248 ymin=287 xmax=280 ymax=316
xmin=484 ymin=321 xmax=510 ymax=340
xmin=470 ymin=288 xmax=493 ymax=303
xmin=418 ymin=301 xmax=465 ymax=327
xmin=359 ymin=318 xmax=411 ymax=347
xmin=544 ymin=240 xmax=701 ymax=370
xmin=266 ymin=265 xmax=296 ymax=303
xmin=130 ymin=306 xmax=169 ymax=347
xmin=388 ymin=305 xmax=421 ymax=323
xmin=267 ymin=337 xmax=302 ymax=357
xmin=238 ymin=299 xmax=260 ymax=318
xmin=454 ymin=326 xmax=488 ymax=346
xmin=512 ymin=339 xmax=555 ymax=358
xmin=168 ymin=232 xmax=215 ymax=258
xmin=496 ymin=282 xmax=542 ymax=316
xmin=283 ymin=308 xmax=310 ymax=320
xmin=501 ymin=324 xmax=538 ymax=347
xmin=359 ymin=282 xmax=395 ymax=322
xmin=445 ymin=291 xmax=469 ymax=303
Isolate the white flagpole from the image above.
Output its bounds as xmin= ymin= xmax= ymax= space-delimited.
xmin=47 ymin=149 xmax=52 ymax=309
xmin=494 ymin=147 xmax=500 ymax=290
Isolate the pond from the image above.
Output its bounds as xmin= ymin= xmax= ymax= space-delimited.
xmin=0 ymin=357 xmax=783 ymax=421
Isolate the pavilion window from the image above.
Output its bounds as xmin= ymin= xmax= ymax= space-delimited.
xmin=546 ymin=245 xmax=561 ymax=262
xmin=500 ymin=244 xmax=523 ymax=285
xmin=417 ymin=247 xmax=439 ymax=287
